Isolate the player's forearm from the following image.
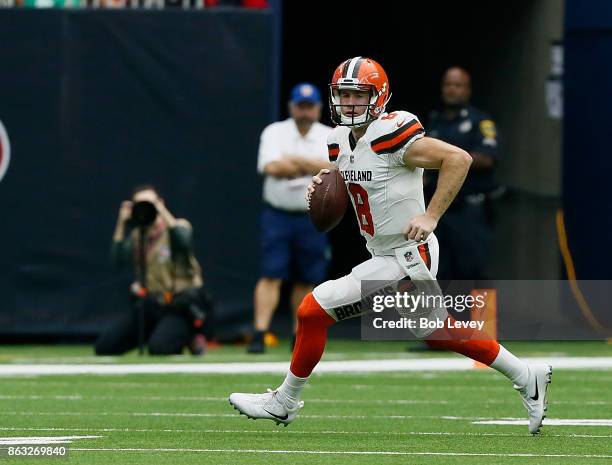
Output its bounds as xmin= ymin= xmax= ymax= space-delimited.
xmin=426 ymin=150 xmax=472 ymax=220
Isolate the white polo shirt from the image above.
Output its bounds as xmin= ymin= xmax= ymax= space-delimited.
xmin=257 ymin=118 xmax=332 ymax=212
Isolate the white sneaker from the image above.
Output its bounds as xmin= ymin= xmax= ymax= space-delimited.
xmin=229 ymin=389 xmax=304 ymax=426
xmin=514 ymin=364 xmax=552 ymax=434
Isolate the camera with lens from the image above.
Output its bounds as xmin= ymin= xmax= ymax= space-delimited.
xmin=130 ymin=201 xmax=158 ymax=228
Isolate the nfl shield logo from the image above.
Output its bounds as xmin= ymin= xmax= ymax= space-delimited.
xmin=404 ymin=251 xmax=413 ymax=262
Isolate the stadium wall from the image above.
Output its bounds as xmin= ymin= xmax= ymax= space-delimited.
xmin=0 ymin=9 xmax=276 ymax=340
xmin=564 ymin=0 xmax=612 ymax=280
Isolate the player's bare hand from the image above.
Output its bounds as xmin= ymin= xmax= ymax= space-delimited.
xmin=119 ymin=201 xmax=133 ymax=222
xmin=306 ymin=169 xmax=330 ymax=209
xmin=403 ymin=214 xmax=438 ymax=242
xmin=308 ymin=168 xmax=329 ymax=187
xmin=306 ymin=169 xmax=330 ymax=195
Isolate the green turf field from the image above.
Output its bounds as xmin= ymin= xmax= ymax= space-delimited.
xmin=0 ymin=341 xmax=610 ymax=464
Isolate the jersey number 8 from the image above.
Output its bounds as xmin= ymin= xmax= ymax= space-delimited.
xmin=348 ymin=183 xmax=374 ymax=236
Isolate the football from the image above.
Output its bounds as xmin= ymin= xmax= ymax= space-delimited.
xmin=308 ymin=168 xmax=349 ymax=232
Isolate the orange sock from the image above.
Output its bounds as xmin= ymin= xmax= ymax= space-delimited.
xmin=290 ymin=293 xmax=336 ymax=377
xmin=426 ymin=316 xmax=500 ymax=366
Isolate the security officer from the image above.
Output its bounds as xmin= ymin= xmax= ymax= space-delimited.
xmin=426 ymin=67 xmax=500 ymax=281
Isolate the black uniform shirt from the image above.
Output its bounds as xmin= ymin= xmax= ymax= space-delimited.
xmin=427 ymin=105 xmax=499 ymax=197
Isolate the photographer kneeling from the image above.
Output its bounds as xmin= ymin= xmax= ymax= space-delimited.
xmin=95 ymin=185 xmax=212 ymax=356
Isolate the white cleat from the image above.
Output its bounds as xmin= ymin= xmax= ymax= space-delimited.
xmin=228 ymin=389 xmax=303 ymax=426
xmin=515 ymin=364 xmax=552 ymax=434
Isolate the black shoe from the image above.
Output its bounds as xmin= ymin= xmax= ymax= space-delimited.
xmin=247 ymin=330 xmax=265 ymax=354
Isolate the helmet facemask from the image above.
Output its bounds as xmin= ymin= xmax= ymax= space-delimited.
xmin=329 ymin=83 xmax=382 ymax=127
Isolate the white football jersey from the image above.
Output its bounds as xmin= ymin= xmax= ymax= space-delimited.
xmin=327 ymin=110 xmax=427 ymax=255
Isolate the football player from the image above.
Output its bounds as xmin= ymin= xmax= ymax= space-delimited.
xmin=230 ymin=57 xmax=551 ymax=434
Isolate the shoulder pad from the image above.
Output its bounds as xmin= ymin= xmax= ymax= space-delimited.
xmin=369 ymin=111 xmax=425 ymax=154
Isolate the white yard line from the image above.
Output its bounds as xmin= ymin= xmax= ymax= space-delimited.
xmin=0 ymin=394 xmax=609 ymax=406
xmin=68 ymin=447 xmax=612 ymax=459
xmin=474 ymin=419 xmax=612 ymax=427
xmin=1 ymin=427 xmax=610 ymax=438
xmin=0 ymin=436 xmax=100 ymax=445
xmin=0 ymin=356 xmax=611 ymax=376
xmin=0 ymin=411 xmax=489 ymax=420
xmin=5 ymin=411 xmax=612 ymax=427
